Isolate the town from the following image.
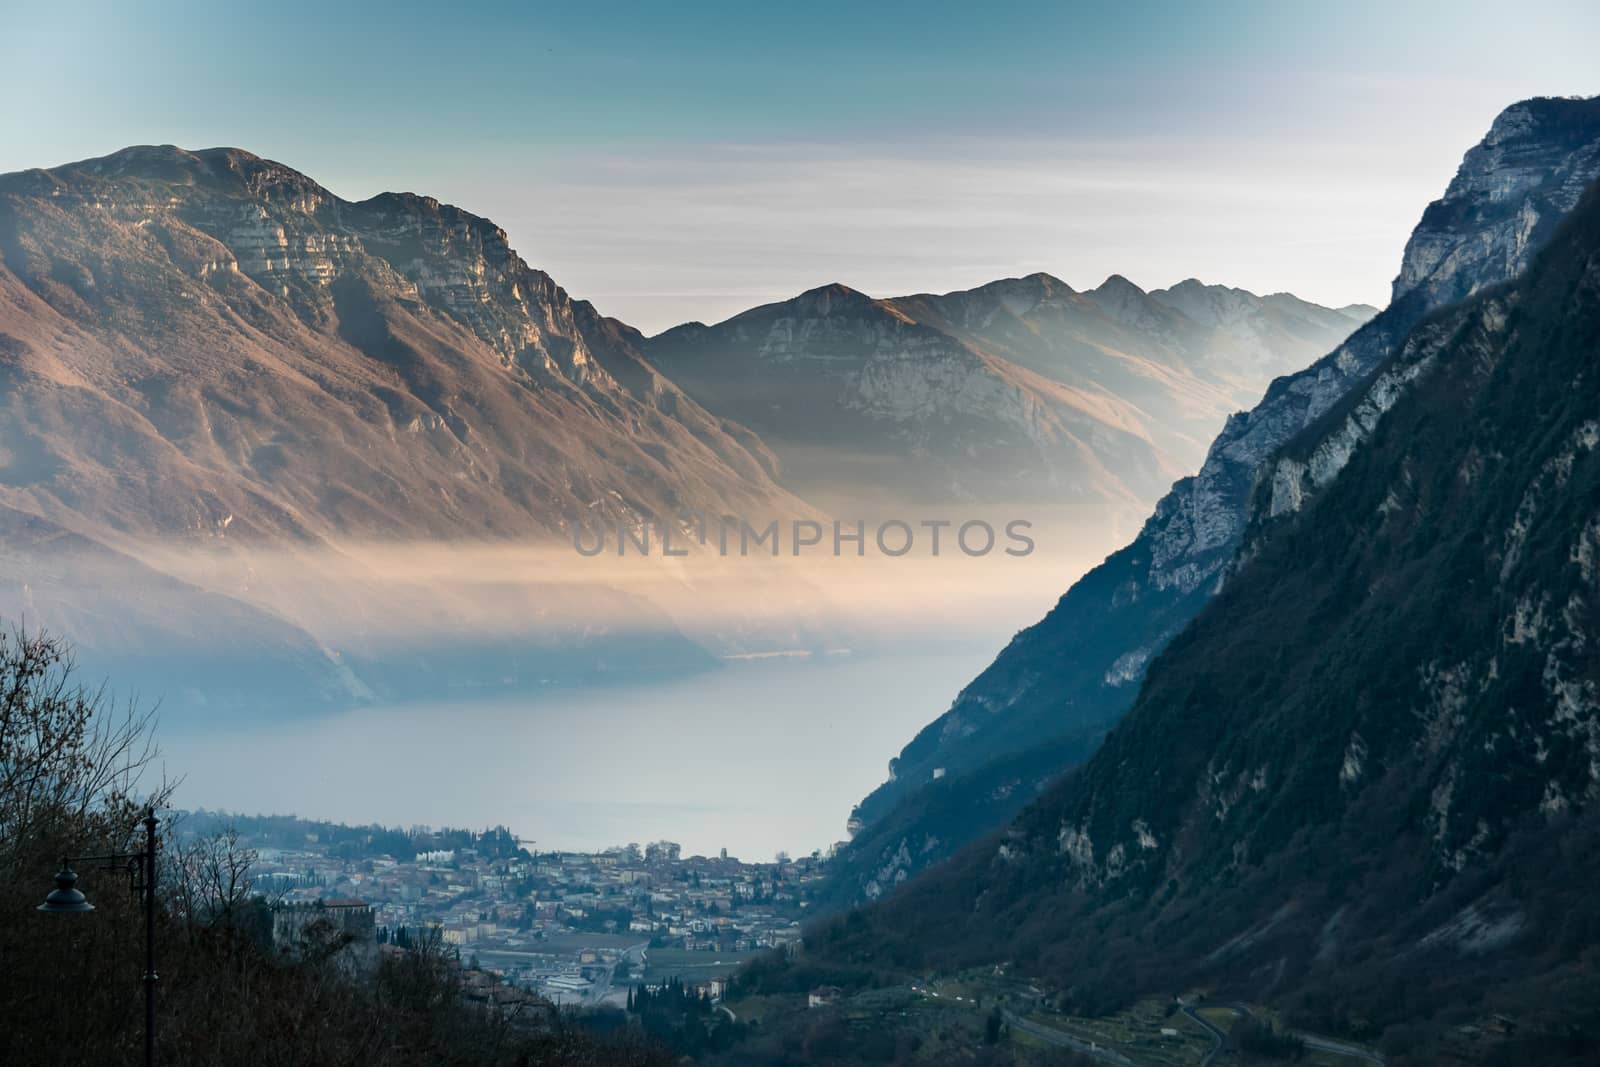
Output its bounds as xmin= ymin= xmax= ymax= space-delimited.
xmin=186 ymin=813 xmax=824 ymax=1009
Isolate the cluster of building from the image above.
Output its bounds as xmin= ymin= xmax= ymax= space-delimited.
xmin=252 ymin=831 xmax=822 ymax=1007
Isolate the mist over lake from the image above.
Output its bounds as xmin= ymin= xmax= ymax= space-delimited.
xmin=160 ymin=643 xmax=1004 ymax=860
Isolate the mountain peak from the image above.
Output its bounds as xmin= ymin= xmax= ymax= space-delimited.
xmin=900 ymin=272 xmax=1075 ymax=310
xmin=786 ymin=282 xmax=878 ymax=316
xmin=24 ymin=144 xmax=341 ymax=213
xmin=1018 ymin=270 xmax=1071 ymax=292
xmin=23 ymin=144 xmax=218 ymax=186
xmin=799 ymin=281 xmax=868 ymax=300
xmin=1092 ymin=273 xmax=1147 ymax=298
xmin=1084 ymin=273 xmax=1162 ymax=323
xmin=992 ymin=271 xmax=1074 ymax=299
xmin=92 ymin=143 xmax=210 ymax=170
xmin=1165 ymin=276 xmax=1232 ymax=295
xmin=1337 ymin=301 xmax=1382 ymax=319
xmin=1393 ymin=94 xmax=1600 ymax=306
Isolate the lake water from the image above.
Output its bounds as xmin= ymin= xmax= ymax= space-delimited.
xmin=159 ymin=642 xmax=1007 ymax=861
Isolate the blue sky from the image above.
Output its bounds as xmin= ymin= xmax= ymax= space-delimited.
xmin=5 ymin=1 xmax=1598 ymax=331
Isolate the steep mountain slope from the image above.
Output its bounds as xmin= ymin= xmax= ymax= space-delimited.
xmin=0 ymin=146 xmax=803 ymax=710
xmin=814 ymin=175 xmax=1600 ymax=1062
xmin=646 ymin=283 xmax=1182 ymax=524
xmin=0 ymin=145 xmax=796 ymax=544
xmin=835 ymin=95 xmax=1600 ymax=902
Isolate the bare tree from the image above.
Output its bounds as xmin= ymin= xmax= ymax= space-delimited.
xmin=0 ymin=627 xmax=166 ymax=880
xmin=165 ymin=817 xmax=260 ymax=936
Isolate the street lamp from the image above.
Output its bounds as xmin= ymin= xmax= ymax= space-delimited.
xmin=38 ymin=808 xmax=160 ymax=1067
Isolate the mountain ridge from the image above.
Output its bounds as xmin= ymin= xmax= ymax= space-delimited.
xmin=646 ymin=269 xmax=1369 ymax=524
xmin=645 ymin=276 xmax=1185 ymax=523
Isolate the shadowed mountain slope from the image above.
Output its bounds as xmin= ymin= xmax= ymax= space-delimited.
xmin=811 ymin=168 xmax=1600 ymax=1066
xmin=830 ymin=95 xmax=1600 ymax=905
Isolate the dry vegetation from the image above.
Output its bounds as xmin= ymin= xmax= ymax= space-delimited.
xmin=0 ymin=629 xmax=669 ymax=1065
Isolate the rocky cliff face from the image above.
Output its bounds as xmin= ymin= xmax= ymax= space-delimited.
xmin=821 ymin=178 xmax=1600 ymax=1058
xmin=1138 ymin=99 xmax=1600 ymax=609
xmin=1394 ymin=98 xmax=1600 ymax=309
xmin=836 ymin=95 xmax=1600 ymax=902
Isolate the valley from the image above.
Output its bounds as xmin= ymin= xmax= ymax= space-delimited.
xmin=3 ymin=7 xmax=1598 ymax=1062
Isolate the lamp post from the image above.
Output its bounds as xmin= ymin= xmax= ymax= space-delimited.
xmin=39 ymin=808 xmax=159 ymax=1067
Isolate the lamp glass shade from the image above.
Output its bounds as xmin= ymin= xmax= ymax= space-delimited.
xmin=38 ymin=866 xmax=95 ymax=913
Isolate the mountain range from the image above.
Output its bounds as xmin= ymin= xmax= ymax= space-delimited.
xmin=829 ymin=96 xmax=1600 ymax=906
xmin=0 ymin=145 xmax=1366 ymax=715
xmin=647 ymin=275 xmax=1369 ymax=523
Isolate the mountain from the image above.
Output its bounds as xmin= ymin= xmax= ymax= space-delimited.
xmin=0 ymin=145 xmax=798 ymax=544
xmin=833 ymin=95 xmax=1600 ymax=903
xmin=646 ymin=282 xmax=1181 ymax=526
xmin=645 ymin=275 xmax=1370 ymax=528
xmin=809 ymin=170 xmax=1600 ymax=1063
xmin=0 ymin=145 xmax=805 ymax=711
xmin=890 ymin=271 xmax=1374 ymax=462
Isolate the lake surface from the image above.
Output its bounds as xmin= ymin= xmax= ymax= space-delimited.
xmin=160 ymin=643 xmax=1006 ymax=860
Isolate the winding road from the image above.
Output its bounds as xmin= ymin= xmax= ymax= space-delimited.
xmin=1180 ymin=1004 xmax=1228 ymax=1067
xmin=1182 ymin=1002 xmax=1386 ymax=1067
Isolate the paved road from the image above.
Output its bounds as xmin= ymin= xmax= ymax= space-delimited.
xmin=1225 ymin=1003 xmax=1384 ymax=1066
xmin=1184 ymin=1002 xmax=1386 ymax=1067
xmin=1181 ymin=1005 xmax=1228 ymax=1067
xmin=1000 ymin=1009 xmax=1136 ymax=1066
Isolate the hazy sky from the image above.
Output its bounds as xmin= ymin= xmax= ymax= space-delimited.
xmin=5 ymin=1 xmax=1597 ymax=333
